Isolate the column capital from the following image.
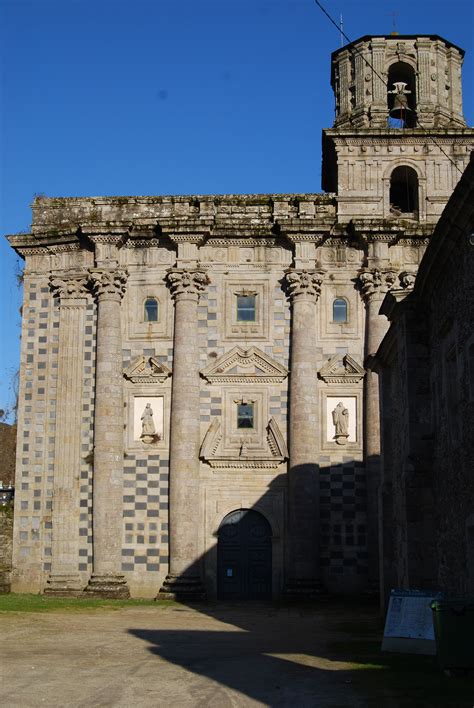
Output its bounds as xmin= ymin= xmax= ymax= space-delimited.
xmin=284 ymin=269 xmax=325 ymax=302
xmin=357 ymin=268 xmax=397 ymax=302
xmin=166 ymin=268 xmax=210 ymax=300
xmin=89 ymin=268 xmax=128 ymax=301
xmin=49 ymin=271 xmax=89 ymax=305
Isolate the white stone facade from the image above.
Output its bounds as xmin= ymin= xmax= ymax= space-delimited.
xmin=7 ymin=34 xmax=474 ymax=599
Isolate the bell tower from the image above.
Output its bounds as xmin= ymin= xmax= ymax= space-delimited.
xmin=322 ymin=34 xmax=474 ymax=223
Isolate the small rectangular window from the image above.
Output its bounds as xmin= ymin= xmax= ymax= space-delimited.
xmin=237 ymin=403 xmax=254 ymax=429
xmin=236 ymin=295 xmax=256 ymax=322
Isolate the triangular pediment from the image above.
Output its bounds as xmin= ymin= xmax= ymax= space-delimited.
xmin=318 ymin=354 xmax=365 ymax=384
xmin=201 ymin=346 xmax=288 ymax=384
xmin=123 ymin=356 xmax=171 ymax=384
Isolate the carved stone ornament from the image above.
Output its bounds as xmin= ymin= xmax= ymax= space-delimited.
xmin=318 ymin=354 xmax=366 ymax=385
xmin=357 ymin=269 xmax=397 ymax=300
xmin=284 ymin=269 xmax=325 ymax=301
xmin=90 ymin=269 xmax=128 ymax=299
xmin=399 ymin=271 xmax=416 ymax=289
xmin=166 ymin=269 xmax=209 ymax=298
xmin=123 ymin=356 xmax=171 ymax=384
xmin=200 ymin=346 xmax=288 ymax=384
xmin=49 ymin=272 xmax=89 ymax=300
xmin=200 ymin=417 xmax=288 ymax=470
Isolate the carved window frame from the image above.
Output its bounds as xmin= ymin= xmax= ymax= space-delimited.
xmin=223 ymin=389 xmax=267 ymax=452
xmin=224 ymin=280 xmax=269 ymax=340
xmin=320 ymin=282 xmax=360 ymax=340
xmin=126 ymin=278 xmax=171 ymax=340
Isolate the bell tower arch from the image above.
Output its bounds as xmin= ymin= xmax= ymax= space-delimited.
xmin=322 ymin=34 xmax=474 ymax=224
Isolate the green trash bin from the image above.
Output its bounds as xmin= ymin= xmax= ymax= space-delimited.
xmin=431 ymin=598 xmax=474 ymax=673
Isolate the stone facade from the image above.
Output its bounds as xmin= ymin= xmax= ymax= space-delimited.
xmin=0 ymin=508 xmax=13 ymax=593
xmin=6 ymin=34 xmax=474 ymax=599
xmin=372 ymin=156 xmax=474 ymax=606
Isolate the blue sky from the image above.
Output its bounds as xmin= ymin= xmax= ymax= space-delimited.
xmin=1 ymin=0 xmax=473 ymax=418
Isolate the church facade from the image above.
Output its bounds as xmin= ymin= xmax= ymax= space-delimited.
xmin=8 ymin=34 xmax=474 ymax=599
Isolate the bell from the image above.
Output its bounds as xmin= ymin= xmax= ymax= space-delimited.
xmin=388 ymin=81 xmax=412 ymax=120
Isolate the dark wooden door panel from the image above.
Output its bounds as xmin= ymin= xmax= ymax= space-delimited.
xmin=217 ymin=509 xmax=271 ymax=600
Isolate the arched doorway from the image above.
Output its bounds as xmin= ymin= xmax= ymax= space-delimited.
xmin=217 ymin=509 xmax=272 ymax=600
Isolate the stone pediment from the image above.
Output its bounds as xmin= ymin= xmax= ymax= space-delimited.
xmin=123 ymin=356 xmax=171 ymax=384
xmin=201 ymin=346 xmax=288 ymax=384
xmin=200 ymin=417 xmax=288 ymax=470
xmin=318 ymin=354 xmax=365 ymax=385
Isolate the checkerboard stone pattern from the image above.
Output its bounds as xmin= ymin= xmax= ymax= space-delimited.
xmin=78 ymin=302 xmax=97 ymax=573
xmin=121 ymin=454 xmax=169 ymax=573
xmin=15 ymin=277 xmax=59 ymax=576
xmin=319 ymin=458 xmax=368 ymax=579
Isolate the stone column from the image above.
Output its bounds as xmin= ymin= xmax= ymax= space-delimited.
xmin=157 ymin=269 xmax=209 ymax=600
xmin=284 ymin=269 xmax=325 ymax=598
xmin=84 ymin=268 xmax=129 ymax=598
xmin=358 ymin=268 xmax=397 ymax=592
xmin=45 ymin=272 xmax=89 ymax=596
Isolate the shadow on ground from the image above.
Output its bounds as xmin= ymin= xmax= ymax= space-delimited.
xmin=129 ymin=600 xmax=474 ymax=708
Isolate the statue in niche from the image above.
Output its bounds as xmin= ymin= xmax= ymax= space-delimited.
xmin=332 ymin=401 xmax=349 ymax=445
xmin=140 ymin=403 xmax=158 ymax=444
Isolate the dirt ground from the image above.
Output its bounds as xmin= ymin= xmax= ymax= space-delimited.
xmin=0 ymin=601 xmax=471 ymax=707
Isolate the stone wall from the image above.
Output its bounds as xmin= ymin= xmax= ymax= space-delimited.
xmin=0 ymin=507 xmax=13 ymax=593
xmin=375 ymin=157 xmax=474 ymax=603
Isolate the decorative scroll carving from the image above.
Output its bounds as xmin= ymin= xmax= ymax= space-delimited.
xmin=90 ymin=269 xmax=128 ymax=300
xmin=166 ymin=269 xmax=209 ymax=298
xmin=123 ymin=356 xmax=171 ymax=384
xmin=267 ymin=417 xmax=289 ymax=459
xmin=201 ymin=346 xmax=288 ymax=385
xmin=49 ymin=272 xmax=89 ymax=300
xmin=357 ymin=268 xmax=397 ymax=301
xmin=199 ymin=416 xmax=288 ymax=470
xmin=318 ymin=354 xmax=366 ymax=385
xmin=284 ymin=269 xmax=325 ymax=301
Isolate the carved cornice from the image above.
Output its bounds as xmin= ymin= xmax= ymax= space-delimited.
xmin=166 ymin=269 xmax=210 ymax=298
xmin=124 ymin=238 xmax=161 ymax=248
xmin=123 ymin=356 xmax=171 ymax=384
xmin=357 ymin=268 xmax=397 ymax=301
xmin=169 ymin=234 xmax=207 ymax=245
xmin=284 ymin=269 xmax=325 ymax=301
xmin=49 ymin=271 xmax=89 ymax=301
xmin=16 ymin=246 xmax=51 ymax=256
xmin=89 ymin=268 xmax=128 ymax=300
xmin=47 ymin=243 xmax=82 ymax=254
xmin=205 ymin=237 xmax=279 ymax=247
xmin=85 ymin=233 xmax=129 ymax=244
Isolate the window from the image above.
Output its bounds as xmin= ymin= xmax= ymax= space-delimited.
xmin=390 ymin=166 xmax=419 ymax=215
xmin=237 ymin=403 xmax=254 ymax=429
xmin=236 ymin=295 xmax=256 ymax=322
xmin=144 ymin=298 xmax=158 ymax=322
xmin=333 ymin=298 xmax=348 ymax=323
